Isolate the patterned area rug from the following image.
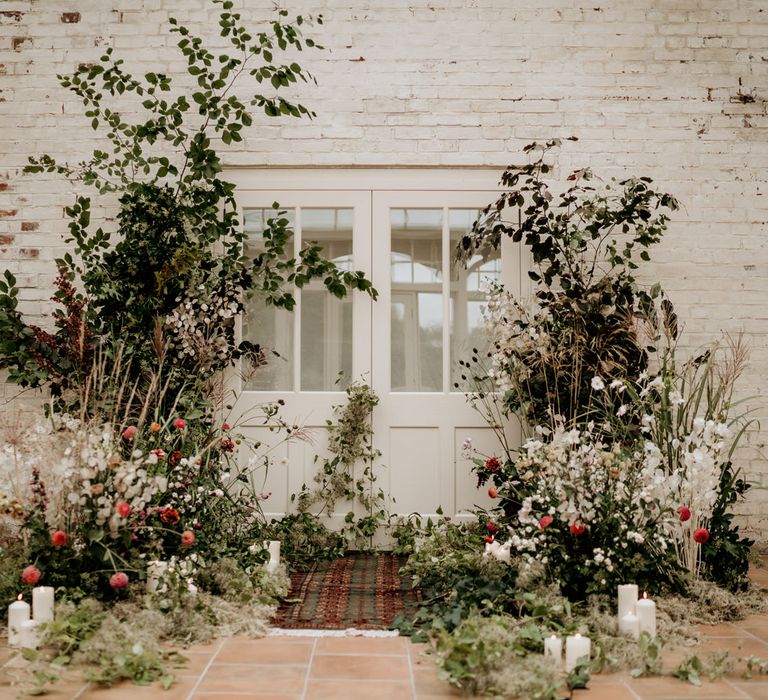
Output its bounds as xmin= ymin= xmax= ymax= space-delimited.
xmin=272 ymin=552 xmax=421 ymax=630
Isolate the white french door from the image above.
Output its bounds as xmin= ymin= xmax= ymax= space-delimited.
xmin=227 ymin=171 xmax=520 ymax=528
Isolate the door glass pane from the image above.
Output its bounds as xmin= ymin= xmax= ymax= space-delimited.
xmin=449 ymin=209 xmax=501 ymax=389
xmin=243 ymin=208 xmax=294 ymax=391
xmin=301 ymin=208 xmax=354 ymax=391
xmin=390 ymin=209 xmax=443 ymax=392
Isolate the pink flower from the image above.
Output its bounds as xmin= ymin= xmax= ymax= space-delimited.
xmin=172 ymin=418 xmax=186 ymax=430
xmin=569 ymin=521 xmax=585 ymax=536
xmin=116 ymin=501 xmax=131 ymax=518
xmin=222 ymin=423 xmax=231 ymax=431
xmin=539 ymin=515 xmax=554 ymax=529
xmin=693 ymin=528 xmax=710 ymax=544
xmin=21 ymin=565 xmax=41 ymax=585
xmin=180 ymin=530 xmax=195 ymax=547
xmin=109 ymin=572 xmax=129 ymax=589
xmin=677 ymin=506 xmax=691 ymax=522
xmin=51 ymin=530 xmax=68 ymax=547
xmin=122 ymin=426 xmax=137 ymax=441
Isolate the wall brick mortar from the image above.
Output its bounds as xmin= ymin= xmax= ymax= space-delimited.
xmin=3 ymin=0 xmax=768 ymax=534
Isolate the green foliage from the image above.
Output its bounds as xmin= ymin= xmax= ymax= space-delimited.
xmin=700 ymin=461 xmax=754 ymax=591
xmin=5 ymin=0 xmax=374 ymax=419
xmin=630 ymin=632 xmax=665 ymax=677
xmin=431 ymin=610 xmax=563 ymax=699
xmin=457 ymin=137 xmax=678 ymax=429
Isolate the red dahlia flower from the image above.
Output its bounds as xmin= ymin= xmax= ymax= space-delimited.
xmin=488 ymin=486 xmax=498 ymax=499
xmin=172 ymin=418 xmax=186 ymax=430
xmin=569 ymin=521 xmax=586 ymax=536
xmin=693 ymin=528 xmax=710 ymax=544
xmin=122 ymin=426 xmax=137 ymax=441
xmin=181 ymin=530 xmax=195 ymax=547
xmin=116 ymin=501 xmax=131 ymax=518
xmin=539 ymin=515 xmax=554 ymax=529
xmin=109 ymin=572 xmax=129 ymax=589
xmin=51 ymin=530 xmax=68 ymax=547
xmin=677 ymin=506 xmax=691 ymax=522
xmin=21 ymin=565 xmax=41 ymax=585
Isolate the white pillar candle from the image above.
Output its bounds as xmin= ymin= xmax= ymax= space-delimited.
xmin=565 ymin=633 xmax=591 ymax=672
xmin=544 ymin=635 xmax=562 ymax=663
xmin=264 ymin=540 xmax=280 ymax=573
xmin=636 ymin=592 xmax=656 ymax=637
xmin=19 ymin=620 xmax=40 ymax=650
xmin=146 ymin=561 xmax=169 ymax=593
xmin=617 ymin=584 xmax=638 ymax=621
xmin=8 ymin=595 xmax=30 ymax=647
xmin=495 ymin=542 xmax=511 ymax=564
xmin=619 ymin=612 xmax=640 ymax=639
xmin=32 ymin=586 xmax=54 ymax=624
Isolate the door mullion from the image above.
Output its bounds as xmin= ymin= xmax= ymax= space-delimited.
xmin=441 ymin=206 xmax=450 ymax=394
xmin=294 ymin=207 xmax=302 ymax=393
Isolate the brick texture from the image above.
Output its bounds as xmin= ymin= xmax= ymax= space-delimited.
xmin=2 ymin=0 xmax=768 ymax=534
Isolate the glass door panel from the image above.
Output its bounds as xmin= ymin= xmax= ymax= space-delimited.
xmin=449 ymin=209 xmax=501 ymax=389
xmin=243 ymin=208 xmax=295 ymax=391
xmin=300 ymin=208 xmax=354 ymax=391
xmin=390 ymin=208 xmax=443 ymax=392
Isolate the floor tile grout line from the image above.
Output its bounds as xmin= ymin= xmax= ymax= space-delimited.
xmin=405 ymin=638 xmax=418 ymax=700
xmin=724 ymin=675 xmax=757 ymax=700
xmin=183 ymin=636 xmax=225 ymax=700
xmin=299 ymin=636 xmax=317 ymax=700
xmin=69 ymin=681 xmax=91 ymax=700
xmin=619 ymin=678 xmax=643 ymax=700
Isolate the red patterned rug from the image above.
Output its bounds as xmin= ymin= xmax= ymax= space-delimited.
xmin=272 ymin=552 xmax=420 ymax=630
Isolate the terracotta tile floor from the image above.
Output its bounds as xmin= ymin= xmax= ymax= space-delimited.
xmin=0 ymin=565 xmax=766 ymax=699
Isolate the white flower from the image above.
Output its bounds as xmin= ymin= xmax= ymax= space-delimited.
xmin=669 ymin=390 xmax=684 ymax=405
xmin=462 ymin=437 xmax=473 ymax=450
xmin=591 ymin=376 xmax=605 ymax=391
xmin=617 ymin=404 xmax=628 ymax=417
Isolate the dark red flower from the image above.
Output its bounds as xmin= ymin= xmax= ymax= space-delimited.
xmin=159 ymin=507 xmax=180 ymax=525
xmin=677 ymin=506 xmax=691 ymax=522
xmin=486 ymin=522 xmax=498 ymax=534
xmin=483 ymin=534 xmax=494 ymax=544
xmin=220 ymin=437 xmax=235 ymax=453
xmin=484 ymin=456 xmax=502 ymax=472
xmin=168 ymin=451 xmax=182 ymax=466
xmin=693 ymin=528 xmax=710 ymax=544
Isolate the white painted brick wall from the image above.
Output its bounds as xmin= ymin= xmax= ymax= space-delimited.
xmin=2 ymin=0 xmax=768 ymax=535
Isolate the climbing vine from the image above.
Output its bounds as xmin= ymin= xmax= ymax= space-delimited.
xmin=293 ymin=380 xmax=388 ymax=548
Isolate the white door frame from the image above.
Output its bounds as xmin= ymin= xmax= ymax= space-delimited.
xmin=225 ymin=169 xmax=521 ymax=526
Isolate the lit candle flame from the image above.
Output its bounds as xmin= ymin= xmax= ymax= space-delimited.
xmin=643 ymin=592 xmax=648 ymax=599
xmin=574 ymin=633 xmax=581 ymax=638
xmin=16 ymin=594 xmax=22 ymax=601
